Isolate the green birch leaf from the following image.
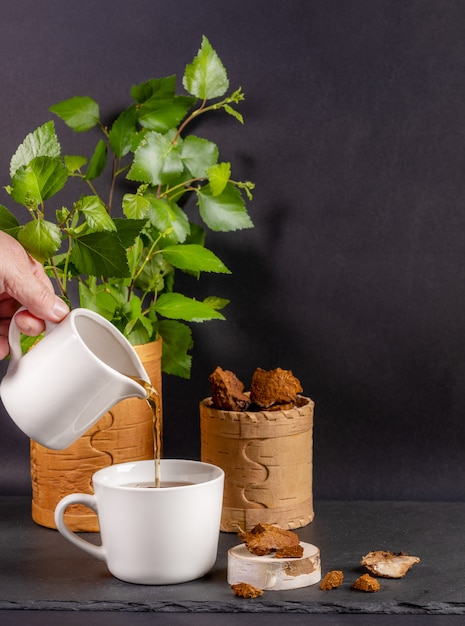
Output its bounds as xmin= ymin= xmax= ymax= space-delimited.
xmin=157 ymin=319 xmax=193 ymax=379
xmin=147 ymin=198 xmax=190 ymax=242
xmin=122 ymin=192 xmax=152 ymax=220
xmin=10 ymin=121 xmax=61 ymax=177
xmin=70 ymin=232 xmax=130 ymax=277
xmin=197 ymin=182 xmax=253 ymax=231
xmin=9 ymin=156 xmax=68 ymax=208
xmin=133 ymin=252 xmax=168 ymax=293
xmin=0 ymin=205 xmax=20 ymax=234
xmin=113 ymin=218 xmax=148 ymax=247
xmin=127 ymin=131 xmax=183 ymax=185
xmin=181 ymin=136 xmax=218 ymax=177
xmin=224 ymin=104 xmax=244 ymax=124
xmin=78 ymin=195 xmax=116 ymax=231
xmin=18 ymin=220 xmax=62 ymax=262
xmin=64 ymin=154 xmax=88 ymax=173
xmin=56 ymin=207 xmax=70 ymax=224
xmin=131 ymin=76 xmax=177 ymax=103
xmin=78 ymin=280 xmax=118 ymax=319
xmin=109 ymin=105 xmax=138 ymax=157
xmin=208 ymin=162 xmax=231 ymax=196
xmin=127 ymin=235 xmax=144 ymax=276
xmin=138 ymin=96 xmax=196 ymax=133
xmin=154 ymin=292 xmax=225 ymax=322
xmin=162 ymin=244 xmax=230 ymax=274
xmin=203 ymin=295 xmax=230 ymax=311
xmin=124 ymin=297 xmax=154 ymax=345
xmin=20 ymin=334 xmax=43 ymax=355
xmin=85 ymin=139 xmax=107 ymax=180
xmin=183 ymin=36 xmax=229 ymax=99
xmin=125 ymin=320 xmax=152 ymax=346
xmin=49 ymin=96 xmax=100 ymax=132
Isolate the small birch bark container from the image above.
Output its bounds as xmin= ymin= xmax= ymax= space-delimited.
xmin=200 ymin=395 xmax=314 ymax=532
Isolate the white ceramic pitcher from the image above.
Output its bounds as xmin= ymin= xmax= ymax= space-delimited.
xmin=0 ymin=307 xmax=150 ymax=449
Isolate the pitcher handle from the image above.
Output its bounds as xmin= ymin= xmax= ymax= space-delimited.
xmin=8 ymin=306 xmax=58 ymax=369
xmin=54 ymin=493 xmax=107 ymax=563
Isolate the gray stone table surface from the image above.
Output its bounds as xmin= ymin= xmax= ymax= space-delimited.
xmin=0 ymin=497 xmax=464 ymax=617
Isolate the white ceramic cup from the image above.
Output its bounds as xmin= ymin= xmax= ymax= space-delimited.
xmin=0 ymin=307 xmax=150 ymax=449
xmin=54 ymin=459 xmax=225 ymax=585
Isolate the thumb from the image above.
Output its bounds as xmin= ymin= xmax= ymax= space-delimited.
xmin=15 ymin=278 xmax=70 ymax=323
xmin=5 ymin=253 xmax=69 ymax=323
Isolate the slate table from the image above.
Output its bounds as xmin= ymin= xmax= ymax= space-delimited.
xmin=0 ymin=497 xmax=464 ymax=625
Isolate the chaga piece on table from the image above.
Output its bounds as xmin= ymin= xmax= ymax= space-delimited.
xmin=353 ymin=573 xmax=380 ymax=592
xmin=208 ymin=366 xmax=250 ymax=411
xmin=231 ymin=582 xmax=264 ymax=598
xmin=250 ymin=367 xmax=303 ymax=410
xmin=239 ymin=522 xmax=301 ymax=556
xmin=320 ymin=570 xmax=344 ymax=590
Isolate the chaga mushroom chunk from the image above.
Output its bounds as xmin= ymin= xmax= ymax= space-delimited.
xmin=231 ymin=582 xmax=264 ymax=598
xmin=275 ymin=544 xmax=304 ymax=558
xmin=239 ymin=522 xmax=301 ymax=556
xmin=250 ymin=367 xmax=303 ymax=410
xmin=208 ymin=366 xmax=250 ymax=411
xmin=320 ymin=570 xmax=344 ymax=590
xmin=353 ymin=573 xmax=380 ymax=592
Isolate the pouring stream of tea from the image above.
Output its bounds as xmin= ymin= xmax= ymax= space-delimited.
xmin=130 ymin=377 xmax=161 ymax=488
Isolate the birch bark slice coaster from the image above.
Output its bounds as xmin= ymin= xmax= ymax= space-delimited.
xmin=227 ymin=541 xmax=321 ymax=590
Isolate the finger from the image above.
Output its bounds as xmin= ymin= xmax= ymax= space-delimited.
xmin=0 ymin=297 xmax=19 ymax=319
xmin=0 ymin=336 xmax=9 ymax=360
xmin=5 ymin=255 xmax=68 ymax=322
xmin=0 ymin=319 xmax=10 ymax=337
xmin=12 ymin=310 xmax=46 ymax=336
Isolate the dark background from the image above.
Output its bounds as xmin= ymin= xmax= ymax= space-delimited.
xmin=0 ymin=0 xmax=464 ymax=502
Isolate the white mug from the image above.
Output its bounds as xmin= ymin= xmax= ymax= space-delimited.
xmin=54 ymin=459 xmax=225 ymax=585
xmin=0 ymin=307 xmax=150 ymax=449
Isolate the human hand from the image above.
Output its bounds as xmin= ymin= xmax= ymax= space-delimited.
xmin=0 ymin=232 xmax=69 ymax=359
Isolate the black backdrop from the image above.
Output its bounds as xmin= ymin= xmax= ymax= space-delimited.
xmin=0 ymin=0 xmax=464 ymax=501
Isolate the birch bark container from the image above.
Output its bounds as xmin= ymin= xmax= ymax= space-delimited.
xmin=200 ymin=395 xmax=314 ymax=532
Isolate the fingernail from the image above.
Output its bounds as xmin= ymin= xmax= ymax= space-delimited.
xmin=53 ymin=299 xmax=69 ymax=319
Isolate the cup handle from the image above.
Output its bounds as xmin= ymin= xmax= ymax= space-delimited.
xmin=8 ymin=306 xmax=58 ymax=369
xmin=54 ymin=493 xmax=107 ymax=563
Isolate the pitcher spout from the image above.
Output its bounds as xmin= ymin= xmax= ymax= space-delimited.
xmin=120 ymin=372 xmax=152 ymax=401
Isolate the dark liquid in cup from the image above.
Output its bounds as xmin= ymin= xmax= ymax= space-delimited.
xmin=122 ymin=481 xmax=194 ymax=488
